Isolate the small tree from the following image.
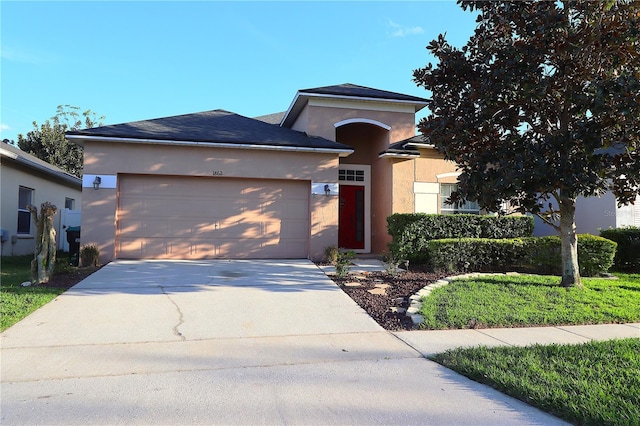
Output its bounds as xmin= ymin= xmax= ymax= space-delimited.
xmin=17 ymin=105 xmax=104 ymax=177
xmin=28 ymin=202 xmax=58 ymax=284
xmin=413 ymin=1 xmax=640 ymax=287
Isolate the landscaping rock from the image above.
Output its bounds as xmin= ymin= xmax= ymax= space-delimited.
xmin=410 ymin=314 xmax=424 ymax=325
xmin=329 ymin=268 xmax=447 ymax=331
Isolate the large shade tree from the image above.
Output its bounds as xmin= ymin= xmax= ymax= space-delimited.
xmin=413 ymin=0 xmax=640 ymax=287
xmin=17 ymin=105 xmax=104 ymax=177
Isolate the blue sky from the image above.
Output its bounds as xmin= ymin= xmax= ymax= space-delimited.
xmin=1 ymin=1 xmax=478 ymax=141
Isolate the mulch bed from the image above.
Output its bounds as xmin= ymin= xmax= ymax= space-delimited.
xmin=330 ymin=268 xmax=446 ymax=331
xmin=33 ymin=267 xmax=102 ymax=289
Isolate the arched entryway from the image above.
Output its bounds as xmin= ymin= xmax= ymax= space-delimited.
xmin=334 ymin=119 xmax=390 ymax=253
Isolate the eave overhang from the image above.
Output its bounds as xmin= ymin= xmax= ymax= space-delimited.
xmin=0 ymin=146 xmax=81 ymax=187
xmin=66 ymin=135 xmax=354 ymax=157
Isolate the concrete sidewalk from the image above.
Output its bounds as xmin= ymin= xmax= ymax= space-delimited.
xmin=0 ymin=259 xmax=605 ymax=425
xmin=395 ymin=323 xmax=640 ymax=357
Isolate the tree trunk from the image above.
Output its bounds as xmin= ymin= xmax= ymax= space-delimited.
xmin=558 ymin=192 xmax=582 ymax=288
xmin=27 ymin=202 xmax=58 ymax=284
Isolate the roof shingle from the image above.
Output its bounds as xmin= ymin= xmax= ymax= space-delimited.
xmin=67 ymin=109 xmax=352 ymax=152
xmin=299 ymin=83 xmax=428 ymax=103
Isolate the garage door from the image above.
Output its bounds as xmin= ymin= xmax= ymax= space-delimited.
xmin=116 ymin=175 xmax=309 ymax=259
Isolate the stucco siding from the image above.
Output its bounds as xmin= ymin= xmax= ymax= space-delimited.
xmin=303 ymin=104 xmax=416 ymax=143
xmin=533 ymin=192 xmax=638 ymax=237
xmin=1 ymin=162 xmax=82 ymax=256
xmin=81 ymin=141 xmax=339 ymax=262
xmin=413 ymin=153 xmax=459 ymax=184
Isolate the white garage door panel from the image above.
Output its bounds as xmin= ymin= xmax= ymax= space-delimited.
xmin=117 ymin=175 xmax=309 ymax=259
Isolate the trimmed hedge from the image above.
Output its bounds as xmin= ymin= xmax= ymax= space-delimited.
xmin=428 ymin=234 xmax=617 ymax=277
xmin=599 ymin=227 xmax=640 ymax=272
xmin=387 ymin=213 xmax=534 ymax=263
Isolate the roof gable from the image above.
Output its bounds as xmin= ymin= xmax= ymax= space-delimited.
xmin=281 ymin=83 xmax=428 ymax=128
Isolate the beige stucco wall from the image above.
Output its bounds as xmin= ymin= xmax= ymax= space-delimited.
xmin=300 ymin=102 xmax=416 ymax=144
xmin=414 ymin=148 xmax=459 ymax=184
xmin=0 ymin=161 xmax=82 ymax=256
xmin=81 ymin=141 xmax=339 ymax=263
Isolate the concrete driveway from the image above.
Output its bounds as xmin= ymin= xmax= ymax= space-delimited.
xmin=1 ymin=259 xmax=565 ymax=425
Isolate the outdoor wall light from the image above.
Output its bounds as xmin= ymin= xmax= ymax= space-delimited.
xmin=324 ymin=184 xmax=331 ymax=196
xmin=93 ymin=176 xmax=102 ymax=190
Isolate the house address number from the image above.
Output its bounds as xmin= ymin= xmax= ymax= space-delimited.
xmin=212 ymin=171 xmax=223 ymax=176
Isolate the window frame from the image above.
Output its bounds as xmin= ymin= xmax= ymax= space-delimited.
xmin=17 ymin=186 xmax=34 ymax=234
xmin=440 ymin=183 xmax=480 ymax=214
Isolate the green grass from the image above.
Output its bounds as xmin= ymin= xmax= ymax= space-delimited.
xmin=431 ymin=338 xmax=640 ymax=426
xmin=1 ymin=255 xmax=67 ymax=331
xmin=420 ymin=273 xmax=640 ymax=329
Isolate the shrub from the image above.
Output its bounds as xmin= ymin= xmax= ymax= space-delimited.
xmin=335 ymin=250 xmax=355 ymax=278
xmin=323 ymin=245 xmax=339 ymax=265
xmin=428 ymin=238 xmax=528 ymax=274
xmin=576 ymin=234 xmax=617 ymax=277
xmin=80 ymin=243 xmax=100 ymax=267
xmin=428 ymin=235 xmax=616 ymax=276
xmin=381 ymin=252 xmax=408 ymax=277
xmin=479 ymin=215 xmax=535 ymax=239
xmin=387 ymin=213 xmax=533 ymax=264
xmin=599 ymin=227 xmax=640 ymax=272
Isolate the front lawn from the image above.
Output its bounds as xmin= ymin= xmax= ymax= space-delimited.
xmin=431 ymin=338 xmax=640 ymax=426
xmin=420 ymin=273 xmax=640 ymax=329
xmin=1 ymin=255 xmax=97 ymax=332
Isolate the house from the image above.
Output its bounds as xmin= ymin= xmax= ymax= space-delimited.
xmin=0 ymin=142 xmax=82 ymax=256
xmin=66 ymin=84 xmax=467 ymax=263
xmin=534 ymin=192 xmax=640 ymax=237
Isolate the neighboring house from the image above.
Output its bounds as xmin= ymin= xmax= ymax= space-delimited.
xmin=66 ymin=83 xmax=468 ymax=263
xmin=534 ymin=192 xmax=640 ymax=237
xmin=0 ymin=142 xmax=82 ymax=256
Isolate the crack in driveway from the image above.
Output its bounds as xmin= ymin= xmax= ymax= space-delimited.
xmin=160 ymin=287 xmax=186 ymax=341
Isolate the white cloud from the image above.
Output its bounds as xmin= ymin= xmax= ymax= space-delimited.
xmin=388 ymin=20 xmax=424 ymax=38
xmin=0 ymin=123 xmax=14 ymax=141
xmin=1 ymin=46 xmax=58 ymax=65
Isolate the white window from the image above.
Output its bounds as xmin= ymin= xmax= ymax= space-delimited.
xmin=17 ymin=186 xmax=34 ymax=234
xmin=440 ymin=184 xmax=480 ymax=214
xmin=65 ymin=198 xmax=75 ymax=209
xmin=338 ymin=169 xmax=365 ymax=182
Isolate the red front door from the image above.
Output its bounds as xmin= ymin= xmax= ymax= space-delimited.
xmin=339 ymin=185 xmax=365 ymax=249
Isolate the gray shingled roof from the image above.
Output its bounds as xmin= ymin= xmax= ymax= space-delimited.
xmin=66 ymin=109 xmax=352 ymax=152
xmin=254 ymin=111 xmax=286 ymax=125
xmin=300 ymin=83 xmax=428 ymax=103
xmin=0 ymin=142 xmax=82 ymax=185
